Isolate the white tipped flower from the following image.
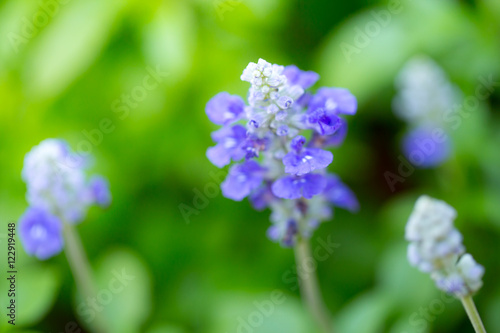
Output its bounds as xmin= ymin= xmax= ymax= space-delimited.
xmin=405 ymin=195 xmax=484 ymax=298
xmin=393 ymin=55 xmax=461 ymax=126
xmin=241 ymin=58 xmax=289 ymax=108
xmin=457 ymin=254 xmax=484 ymax=294
xmin=22 ymin=139 xmax=111 ymax=224
xmin=240 ymin=58 xmax=306 ymax=138
xmin=405 ymin=195 xmax=456 ymax=241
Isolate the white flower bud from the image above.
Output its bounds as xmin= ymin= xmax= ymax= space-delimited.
xmin=406 ymin=195 xmax=484 ymax=298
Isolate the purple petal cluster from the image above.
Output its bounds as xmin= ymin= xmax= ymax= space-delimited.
xmin=393 ymin=56 xmax=460 ymax=168
xmin=402 ymin=126 xmax=452 ymax=168
xmin=19 ymin=139 xmax=111 ymax=260
xmin=206 ymin=59 xmax=358 ymax=247
xmin=19 ymin=207 xmax=64 ymax=260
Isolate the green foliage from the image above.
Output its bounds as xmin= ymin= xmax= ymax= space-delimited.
xmin=1 ymin=0 xmax=499 ymax=332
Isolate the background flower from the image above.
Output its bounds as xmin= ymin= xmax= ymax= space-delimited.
xmin=1 ymin=0 xmax=499 ymax=331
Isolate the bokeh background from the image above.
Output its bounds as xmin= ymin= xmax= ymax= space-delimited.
xmin=1 ymin=0 xmax=500 ymax=332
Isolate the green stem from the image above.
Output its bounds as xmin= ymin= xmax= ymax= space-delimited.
xmin=294 ymin=237 xmax=332 ymax=333
xmin=461 ymin=296 xmax=487 ymax=333
xmin=63 ymin=223 xmax=107 ymax=333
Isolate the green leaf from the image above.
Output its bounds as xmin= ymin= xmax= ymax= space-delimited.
xmin=0 ymin=0 xmax=40 ymax=71
xmin=210 ymin=292 xmax=317 ymax=333
xmin=333 ymin=290 xmax=393 ymax=333
xmin=317 ymin=0 xmax=477 ymax=104
xmin=23 ymin=0 xmax=128 ymax=99
xmin=0 ymin=263 xmax=61 ymax=330
xmin=77 ymin=248 xmax=152 ymax=333
xmin=141 ymin=1 xmax=195 ymax=84
xmin=147 ymin=324 xmax=185 ymax=333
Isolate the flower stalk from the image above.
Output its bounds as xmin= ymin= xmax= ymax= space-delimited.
xmin=405 ymin=196 xmax=487 ymax=333
xmin=63 ymin=223 xmax=107 ymax=333
xmin=461 ymin=296 xmax=487 ymax=333
xmin=294 ymin=237 xmax=332 ymax=333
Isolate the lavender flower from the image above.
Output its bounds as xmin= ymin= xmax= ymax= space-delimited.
xmin=206 ymin=58 xmax=358 ymax=247
xmin=19 ymin=139 xmax=111 ymax=259
xmin=19 ymin=207 xmax=64 ymax=260
xmin=221 ymin=161 xmax=266 ymax=201
xmin=405 ymin=196 xmax=484 ymax=297
xmin=89 ymin=176 xmax=112 ymax=208
xmin=393 ymin=56 xmax=461 ymax=168
xmin=205 ymin=92 xmax=245 ymax=125
xmin=207 ymin=125 xmax=247 ymax=167
xmin=402 ymin=126 xmax=452 ymax=168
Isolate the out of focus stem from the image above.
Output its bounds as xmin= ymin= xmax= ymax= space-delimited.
xmin=294 ymin=237 xmax=332 ymax=333
xmin=461 ymin=296 xmax=487 ymax=333
xmin=63 ymin=223 xmax=107 ymax=333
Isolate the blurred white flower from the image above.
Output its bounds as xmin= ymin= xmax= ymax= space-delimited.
xmin=405 ymin=195 xmax=484 ymax=297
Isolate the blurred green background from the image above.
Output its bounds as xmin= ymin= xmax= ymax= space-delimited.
xmin=1 ymin=0 xmax=500 ymax=332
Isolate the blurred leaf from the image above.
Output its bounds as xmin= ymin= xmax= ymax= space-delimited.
xmin=318 ymin=0 xmax=478 ymax=104
xmin=79 ymin=248 xmax=152 ymax=333
xmin=142 ymin=1 xmax=196 ymax=84
xmin=210 ymin=292 xmax=317 ymax=333
xmin=0 ymin=0 xmax=39 ymax=72
xmin=389 ymin=317 xmax=431 ymax=333
xmin=376 ymin=241 xmax=435 ymax=309
xmin=486 ymin=289 xmax=500 ymax=332
xmin=333 ymin=290 xmax=393 ymax=333
xmin=0 ymin=264 xmax=61 ymax=330
xmin=147 ymin=324 xmax=185 ymax=333
xmin=23 ymin=0 xmax=128 ymax=99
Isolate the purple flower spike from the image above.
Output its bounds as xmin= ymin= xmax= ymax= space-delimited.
xmin=266 ymin=225 xmax=281 ymax=242
xmin=323 ymin=174 xmax=359 ymax=212
xmin=310 ymin=118 xmax=348 ymax=148
xmin=306 ymin=108 xmax=342 ymax=136
xmin=221 ymin=161 xmax=266 ymax=201
xmin=19 ymin=207 xmax=64 ymax=260
xmin=206 ymin=59 xmax=358 ymax=246
xmin=89 ymin=176 xmax=112 ymax=208
xmin=283 ymin=136 xmax=333 ymax=176
xmin=290 ymin=135 xmax=306 ymax=152
xmin=402 ymin=126 xmax=451 ymax=168
xmin=249 ymin=183 xmax=277 ymax=211
xmin=309 ymin=87 xmax=357 ymax=116
xmin=272 ymin=174 xmax=326 ymax=199
xmin=206 ymin=92 xmax=245 ymax=125
xmin=22 ymin=139 xmax=111 ymax=225
xmin=283 ymin=149 xmax=333 ymax=176
xmin=267 ymin=220 xmax=298 ymax=247
xmin=207 ymin=125 xmax=248 ymax=167
xmin=282 ymin=220 xmax=298 ymax=247
xmin=283 ymin=65 xmax=320 ymax=90
xmin=243 ymin=135 xmax=269 ymax=159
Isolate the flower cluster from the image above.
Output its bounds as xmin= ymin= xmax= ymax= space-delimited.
xmin=206 ymin=59 xmax=358 ymax=247
xmin=393 ymin=56 xmax=460 ymax=168
xmin=19 ymin=139 xmax=111 ymax=260
xmin=405 ymin=195 xmax=484 ymax=297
